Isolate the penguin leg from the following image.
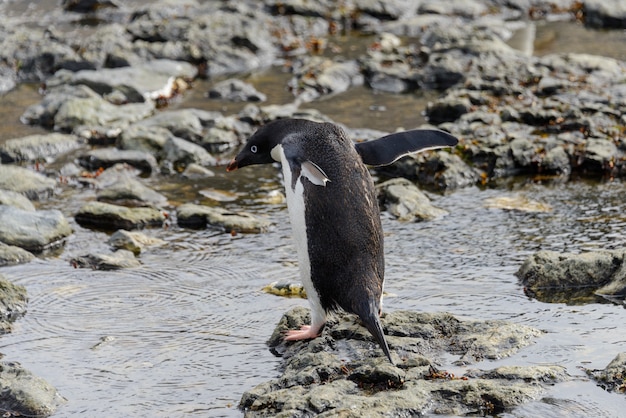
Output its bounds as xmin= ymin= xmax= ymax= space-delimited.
xmin=284 ymin=305 xmax=326 ymax=341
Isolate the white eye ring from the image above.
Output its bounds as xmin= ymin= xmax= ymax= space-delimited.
xmin=251 ymin=145 xmax=258 ymax=153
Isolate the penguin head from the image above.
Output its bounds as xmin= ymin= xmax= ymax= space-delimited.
xmin=226 ymin=122 xmax=284 ymax=172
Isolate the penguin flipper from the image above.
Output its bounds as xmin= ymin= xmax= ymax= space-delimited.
xmin=354 ymin=298 xmax=394 ymax=364
xmin=301 ymin=160 xmax=331 ymax=186
xmin=355 ymin=129 xmax=458 ymax=167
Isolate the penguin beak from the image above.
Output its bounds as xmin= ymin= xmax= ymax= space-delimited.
xmin=226 ymin=158 xmax=238 ymax=172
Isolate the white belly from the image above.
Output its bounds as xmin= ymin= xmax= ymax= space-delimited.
xmin=276 ymin=146 xmax=326 ymax=328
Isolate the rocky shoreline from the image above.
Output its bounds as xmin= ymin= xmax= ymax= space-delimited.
xmin=0 ymin=0 xmax=625 ymax=415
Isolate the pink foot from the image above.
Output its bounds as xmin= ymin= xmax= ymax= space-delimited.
xmin=284 ymin=325 xmax=320 ymax=341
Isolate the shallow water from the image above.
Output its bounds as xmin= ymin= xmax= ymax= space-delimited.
xmin=0 ymin=8 xmax=626 ymax=417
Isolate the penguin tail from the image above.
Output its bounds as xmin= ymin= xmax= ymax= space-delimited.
xmin=356 ymin=299 xmax=394 ymax=365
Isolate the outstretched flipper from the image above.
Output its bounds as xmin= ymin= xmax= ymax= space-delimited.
xmin=355 ymin=129 xmax=458 ymax=167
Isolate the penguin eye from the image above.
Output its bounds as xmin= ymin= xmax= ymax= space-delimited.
xmin=250 ymin=145 xmax=258 ymax=153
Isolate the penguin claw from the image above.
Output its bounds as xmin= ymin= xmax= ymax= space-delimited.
xmin=284 ymin=325 xmax=320 ymax=341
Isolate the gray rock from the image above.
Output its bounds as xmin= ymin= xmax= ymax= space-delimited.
xmin=117 ymin=124 xmax=173 ymax=155
xmin=0 ymin=166 xmax=56 ymax=201
xmin=584 ymin=0 xmax=626 ymax=29
xmin=75 ymin=201 xmax=166 ymax=230
xmin=244 ymin=307 xmax=556 ymax=417
xmin=0 ymin=361 xmax=65 ymax=417
xmin=181 ymin=163 xmax=215 ymax=179
xmin=47 ymin=60 xmax=196 ymax=102
xmin=70 ymin=249 xmax=141 ymax=270
xmin=586 ymin=352 xmax=626 ymax=393
xmin=77 ymin=148 xmax=158 ymax=174
xmin=177 ymin=203 xmax=271 ymax=233
xmin=0 ymin=243 xmax=35 ymax=267
xmin=516 ymin=249 xmax=626 ymax=303
xmin=426 ymin=96 xmax=472 ymax=124
xmin=289 ymin=57 xmax=363 ymax=102
xmin=208 ymin=79 xmax=267 ymax=102
xmin=62 ymin=0 xmax=119 ymax=13
xmin=0 ymin=190 xmax=36 ymax=212
xmin=0 ymin=205 xmax=72 ymax=253
xmin=0 ymin=133 xmax=83 ymax=164
xmin=107 ymin=229 xmax=165 ymax=255
xmin=0 ymin=276 xmax=28 ymax=322
xmin=136 ymin=108 xmax=221 ymax=142
xmin=376 ymin=178 xmax=447 ymax=221
xmin=96 ymin=176 xmax=167 ymax=207
xmin=162 ymin=136 xmax=217 ymax=171
xmin=21 ymin=85 xmax=101 ymax=128
xmin=53 ymin=96 xmax=155 ymax=133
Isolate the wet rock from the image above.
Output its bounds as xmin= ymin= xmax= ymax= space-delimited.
xmin=107 ymin=229 xmax=164 ymax=255
xmin=208 ymin=79 xmax=267 ymax=102
xmin=70 ymin=249 xmax=141 ymax=270
xmin=177 ymin=203 xmax=271 ymax=233
xmin=0 ymin=243 xmax=35 ymax=267
xmin=0 ymin=205 xmax=72 ymax=253
xmin=53 ymin=95 xmax=155 ymax=133
xmin=96 ymin=176 xmax=167 ymax=207
xmin=75 ymin=201 xmax=166 ymax=230
xmin=289 ymin=57 xmax=363 ymax=102
xmin=0 ymin=276 xmax=28 ymax=322
xmin=427 ymin=96 xmax=472 ymax=124
xmin=583 ymin=0 xmax=626 ymax=29
xmin=0 ymin=190 xmax=36 ymax=212
xmin=376 ymin=178 xmax=447 ymax=221
xmin=62 ymin=0 xmax=119 ymax=13
xmin=21 ymin=84 xmax=101 ymax=128
xmin=135 ymin=108 xmax=221 ymax=142
xmin=0 ymin=361 xmax=65 ymax=417
xmin=77 ymin=148 xmax=158 ymax=174
xmin=516 ymin=249 xmax=626 ymax=302
xmin=47 ymin=60 xmax=196 ymax=102
xmin=586 ymin=352 xmax=626 ymax=393
xmin=0 ymin=133 xmax=83 ymax=164
xmin=0 ymin=166 xmax=56 ymax=201
xmin=244 ymin=307 xmax=553 ymax=417
xmin=162 ymin=136 xmax=218 ymax=171
xmin=117 ymin=124 xmax=173 ymax=155
xmin=181 ymin=163 xmax=215 ymax=179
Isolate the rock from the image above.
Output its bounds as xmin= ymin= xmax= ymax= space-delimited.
xmin=107 ymin=230 xmax=164 ymax=255
xmin=0 ymin=243 xmax=35 ymax=267
xmin=53 ymin=95 xmax=155 ymax=133
xmin=289 ymin=57 xmax=363 ymax=102
xmin=62 ymin=0 xmax=119 ymax=13
xmin=181 ymin=163 xmax=215 ymax=179
xmin=516 ymin=249 xmax=626 ymax=303
xmin=21 ymin=84 xmax=101 ymax=128
xmin=0 ymin=133 xmax=83 ymax=164
xmin=162 ymin=136 xmax=218 ymax=171
xmin=586 ymin=352 xmax=626 ymax=393
xmin=117 ymin=124 xmax=173 ymax=155
xmin=0 ymin=276 xmax=28 ymax=322
xmin=70 ymin=249 xmax=141 ymax=270
xmin=0 ymin=206 xmax=72 ymax=253
xmin=77 ymin=148 xmax=158 ymax=174
xmin=0 ymin=190 xmax=36 ymax=212
xmin=0 ymin=362 xmax=65 ymax=417
xmin=127 ymin=108 xmax=221 ymax=143
xmin=484 ymin=195 xmax=552 ymax=213
xmin=583 ymin=0 xmax=626 ymax=29
xmin=0 ymin=166 xmax=56 ymax=201
xmin=427 ymin=97 xmax=472 ymax=124
xmin=244 ymin=307 xmax=554 ymax=417
xmin=376 ymin=178 xmax=447 ymax=221
xmin=75 ymin=201 xmax=166 ymax=230
xmin=177 ymin=203 xmax=271 ymax=233
xmin=47 ymin=60 xmax=196 ymax=102
xmin=208 ymin=78 xmax=267 ymax=102
xmin=96 ymin=176 xmax=167 ymax=207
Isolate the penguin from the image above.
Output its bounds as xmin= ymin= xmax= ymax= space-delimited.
xmin=226 ymin=118 xmax=458 ymax=364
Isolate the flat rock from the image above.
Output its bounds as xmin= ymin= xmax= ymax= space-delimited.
xmin=0 ymin=205 xmax=72 ymax=253
xmin=0 ymin=242 xmax=35 ymax=267
xmin=376 ymin=178 xmax=447 ymax=221
xmin=0 ymin=361 xmax=65 ymax=417
xmin=70 ymin=249 xmax=141 ymax=270
xmin=584 ymin=0 xmax=626 ymax=29
xmin=0 ymin=133 xmax=83 ymax=164
xmin=484 ymin=195 xmax=552 ymax=213
xmin=0 ymin=190 xmax=36 ymax=212
xmin=77 ymin=148 xmax=157 ymax=174
xmin=516 ymin=249 xmax=626 ymax=303
xmin=177 ymin=203 xmax=271 ymax=233
xmin=75 ymin=201 xmax=165 ymax=231
xmin=96 ymin=176 xmax=167 ymax=207
xmin=0 ymin=166 xmax=56 ymax=201
xmin=242 ymin=307 xmax=557 ymax=417
xmin=107 ymin=229 xmax=165 ymax=255
xmin=0 ymin=275 xmax=28 ymax=322
xmin=162 ymin=136 xmax=218 ymax=171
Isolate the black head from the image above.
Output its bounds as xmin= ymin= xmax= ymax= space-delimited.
xmin=226 ymin=119 xmax=324 ymax=172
